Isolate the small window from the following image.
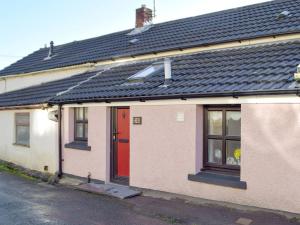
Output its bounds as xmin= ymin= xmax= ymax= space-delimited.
xmin=74 ymin=108 xmax=88 ymax=142
xmin=204 ymin=106 xmax=241 ymax=173
xmin=128 ymin=63 xmax=163 ymax=82
xmin=15 ymin=113 xmax=30 ymax=146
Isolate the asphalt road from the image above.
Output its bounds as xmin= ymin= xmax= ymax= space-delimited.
xmin=0 ymin=171 xmax=298 ymax=225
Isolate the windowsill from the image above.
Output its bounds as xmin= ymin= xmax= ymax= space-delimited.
xmin=188 ymin=171 xmax=247 ymax=189
xmin=64 ymin=141 xmax=91 ymax=151
xmin=13 ymin=143 xmax=30 ymax=148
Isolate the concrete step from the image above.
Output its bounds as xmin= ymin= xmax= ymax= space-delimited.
xmin=59 ymin=176 xmax=84 ymax=186
xmin=77 ymin=183 xmax=141 ymax=199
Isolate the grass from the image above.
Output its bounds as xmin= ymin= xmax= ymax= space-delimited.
xmin=0 ymin=163 xmax=37 ymax=181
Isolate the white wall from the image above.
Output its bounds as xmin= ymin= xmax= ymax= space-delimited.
xmin=0 ymin=108 xmax=58 ymax=173
xmin=0 ymin=66 xmax=93 ymax=93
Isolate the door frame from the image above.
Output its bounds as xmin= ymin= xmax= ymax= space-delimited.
xmin=110 ymin=106 xmax=130 ymax=185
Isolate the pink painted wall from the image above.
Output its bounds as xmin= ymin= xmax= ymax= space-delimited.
xmin=62 ymin=107 xmax=110 ymax=181
xmin=241 ymin=104 xmax=300 ymax=213
xmin=130 ymin=104 xmax=300 ymax=214
xmin=61 ymin=104 xmax=300 ymax=213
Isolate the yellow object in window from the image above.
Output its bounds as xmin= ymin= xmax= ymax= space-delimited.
xmin=234 ymin=148 xmax=241 ymax=160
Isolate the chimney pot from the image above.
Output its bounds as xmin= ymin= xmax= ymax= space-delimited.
xmin=136 ymin=5 xmax=153 ymax=28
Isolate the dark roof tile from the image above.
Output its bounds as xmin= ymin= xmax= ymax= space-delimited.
xmin=1 ymin=0 xmax=299 ymax=76
xmin=0 ymin=40 xmax=299 ymax=107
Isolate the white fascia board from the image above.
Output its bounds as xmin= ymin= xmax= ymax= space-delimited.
xmin=61 ymin=94 xmax=300 ymax=108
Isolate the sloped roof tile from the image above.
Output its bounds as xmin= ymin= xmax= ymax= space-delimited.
xmin=0 ymin=0 xmax=299 ymax=76
xmin=0 ymin=40 xmax=299 ymax=107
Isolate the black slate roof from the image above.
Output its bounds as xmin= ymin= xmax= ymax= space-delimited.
xmin=0 ymin=0 xmax=299 ymax=76
xmin=0 ymin=72 xmax=96 ymax=107
xmin=0 ymin=40 xmax=299 ymax=107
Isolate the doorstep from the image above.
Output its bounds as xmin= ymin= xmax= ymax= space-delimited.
xmin=76 ymin=183 xmax=142 ymax=199
xmin=59 ymin=176 xmax=141 ymax=199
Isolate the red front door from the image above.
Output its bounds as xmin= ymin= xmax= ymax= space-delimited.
xmin=112 ymin=108 xmax=130 ymax=180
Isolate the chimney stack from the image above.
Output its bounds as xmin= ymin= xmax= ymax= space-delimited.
xmin=136 ymin=4 xmax=153 ymax=28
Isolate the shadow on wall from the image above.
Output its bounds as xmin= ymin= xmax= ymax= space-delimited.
xmin=32 ymin=109 xmax=56 ymax=137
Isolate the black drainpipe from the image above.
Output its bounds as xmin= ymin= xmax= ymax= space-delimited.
xmin=58 ymin=104 xmax=63 ymax=178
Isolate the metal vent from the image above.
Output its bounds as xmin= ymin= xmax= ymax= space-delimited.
xmin=127 ymin=24 xmax=153 ymax=36
xmin=277 ymin=10 xmax=291 ymax=19
xmin=129 ymin=38 xmax=139 ymax=44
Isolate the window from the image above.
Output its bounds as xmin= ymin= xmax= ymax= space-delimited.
xmin=127 ymin=62 xmax=163 ymax=82
xmin=204 ymin=106 xmax=241 ymax=173
xmin=15 ymin=113 xmax=30 ymax=146
xmin=74 ymin=108 xmax=88 ymax=142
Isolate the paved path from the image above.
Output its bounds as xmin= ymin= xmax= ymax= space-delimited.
xmin=0 ymin=171 xmax=298 ymax=225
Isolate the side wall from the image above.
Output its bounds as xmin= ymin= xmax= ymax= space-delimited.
xmin=130 ymin=104 xmax=300 ymax=214
xmin=0 ymin=66 xmax=92 ymax=94
xmin=62 ymin=107 xmax=110 ymax=181
xmin=0 ymin=108 xmax=58 ymax=173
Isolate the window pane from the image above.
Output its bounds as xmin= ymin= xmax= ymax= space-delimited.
xmin=16 ymin=114 xmax=29 ymax=125
xmin=16 ymin=126 xmax=29 ymax=146
xmin=226 ymin=140 xmax=241 ymax=166
xmin=226 ymin=111 xmax=241 ymax=136
xmin=84 ymin=108 xmax=88 ymax=120
xmin=208 ymin=111 xmax=222 ymax=135
xmin=76 ymin=108 xmax=84 ymax=120
xmin=84 ymin=123 xmax=88 ymax=139
xmin=76 ymin=123 xmax=84 ymax=138
xmin=208 ymin=139 xmax=222 ymax=164
xmin=129 ymin=64 xmax=163 ymax=80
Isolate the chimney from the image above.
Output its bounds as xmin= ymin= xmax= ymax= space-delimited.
xmin=164 ymin=58 xmax=172 ymax=85
xmin=136 ymin=4 xmax=153 ymax=28
xmin=48 ymin=41 xmax=54 ymax=58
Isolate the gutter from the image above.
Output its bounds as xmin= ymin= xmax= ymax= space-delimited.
xmin=0 ymin=104 xmax=46 ymax=111
xmin=48 ymin=88 xmax=300 ymax=105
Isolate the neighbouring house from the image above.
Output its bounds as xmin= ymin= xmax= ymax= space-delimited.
xmin=0 ymin=0 xmax=299 ymax=214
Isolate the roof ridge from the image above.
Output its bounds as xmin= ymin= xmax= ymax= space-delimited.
xmin=40 ymin=0 xmax=278 ymax=50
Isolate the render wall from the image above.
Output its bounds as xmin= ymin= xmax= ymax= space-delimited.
xmin=62 ymin=107 xmax=110 ymax=181
xmin=0 ymin=66 xmax=91 ymax=93
xmin=61 ymin=104 xmax=300 ymax=214
xmin=0 ymin=108 xmax=58 ymax=173
xmin=130 ymin=104 xmax=300 ymax=214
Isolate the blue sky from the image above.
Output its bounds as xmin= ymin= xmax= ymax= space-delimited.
xmin=0 ymin=0 xmax=268 ymax=70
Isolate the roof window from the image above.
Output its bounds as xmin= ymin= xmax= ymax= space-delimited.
xmin=127 ymin=62 xmax=163 ymax=82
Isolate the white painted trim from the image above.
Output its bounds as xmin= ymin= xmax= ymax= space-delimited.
xmin=61 ymin=95 xmax=300 ymax=108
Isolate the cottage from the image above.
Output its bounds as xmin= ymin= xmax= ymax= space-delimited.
xmin=0 ymin=0 xmax=299 ymax=214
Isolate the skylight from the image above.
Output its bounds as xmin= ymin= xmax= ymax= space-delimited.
xmin=128 ymin=62 xmax=163 ymax=82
